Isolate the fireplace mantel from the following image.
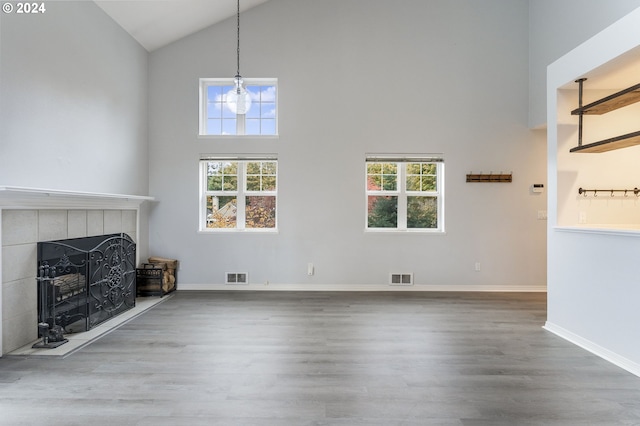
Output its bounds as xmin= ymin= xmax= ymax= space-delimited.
xmin=0 ymin=186 xmax=154 ymax=210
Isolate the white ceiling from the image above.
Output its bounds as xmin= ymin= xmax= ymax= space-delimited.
xmin=94 ymin=0 xmax=270 ymax=52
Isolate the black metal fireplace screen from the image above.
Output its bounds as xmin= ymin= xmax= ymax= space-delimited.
xmin=37 ymin=233 xmax=136 ymax=334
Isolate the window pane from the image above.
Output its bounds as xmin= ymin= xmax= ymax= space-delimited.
xmin=246 ymin=161 xmax=276 ymax=191
xmin=261 ymin=119 xmax=276 ymax=135
xmin=367 ymin=163 xmax=382 ymax=174
xmin=246 ymin=162 xmax=261 ymax=174
xmin=262 ymin=162 xmax=277 ymax=174
xmin=382 ymin=163 xmax=397 ymax=174
xmin=207 ymin=162 xmax=238 ymax=191
xmin=207 ymin=162 xmax=223 ymax=190
xmin=422 ymin=163 xmax=436 ymax=174
xmin=245 ymin=87 xmax=261 ymax=119
xmin=421 ymin=175 xmax=436 ymax=191
xmin=207 ymin=101 xmax=222 ymax=119
xmin=261 ymin=102 xmax=276 ymax=118
xmin=382 ymin=175 xmax=397 ymax=191
xmin=407 ymin=196 xmax=437 ymax=229
xmin=260 ymin=86 xmax=277 ymax=102
xmin=223 ymin=176 xmax=237 ymax=191
xmin=367 ymin=162 xmax=397 ymax=192
xmin=207 ymin=85 xmax=222 ymax=99
xmin=246 ymin=196 xmax=276 ymax=228
xmin=246 ymin=175 xmax=260 ymax=191
xmin=406 ymin=163 xmax=421 ymax=174
xmin=206 ymin=119 xmax=222 ymax=135
xmin=262 ymin=176 xmax=276 ymax=191
xmin=406 ymin=176 xmax=420 ymax=191
xmin=206 ymin=195 xmax=237 ymax=228
xmin=407 ymin=162 xmax=437 ymax=192
xmin=367 ymin=196 xmax=398 ymax=228
xmin=245 ymin=119 xmax=260 ymax=135
xmin=222 ymin=119 xmax=236 ymax=135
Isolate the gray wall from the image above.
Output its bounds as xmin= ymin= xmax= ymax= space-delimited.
xmin=2 ymin=0 xmax=637 ymax=291
xmin=528 ymin=0 xmax=640 ymax=128
xmin=148 ymin=0 xmax=547 ymax=289
xmin=0 ymin=1 xmax=150 ymax=259
xmin=0 ymin=1 xmax=149 ymax=196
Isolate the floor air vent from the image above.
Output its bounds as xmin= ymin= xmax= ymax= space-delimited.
xmin=389 ymin=273 xmax=413 ymax=286
xmin=226 ymin=272 xmax=248 ymax=285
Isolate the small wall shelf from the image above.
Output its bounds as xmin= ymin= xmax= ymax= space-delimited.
xmin=571 ymin=79 xmax=640 ymax=153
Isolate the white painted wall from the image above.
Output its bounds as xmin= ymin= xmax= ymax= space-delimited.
xmin=528 ymin=0 xmax=640 ymax=128
xmin=0 ymin=1 xmax=151 ymax=259
xmin=0 ymin=1 xmax=148 ymax=196
xmin=149 ymin=0 xmax=547 ymax=290
xmin=546 ymin=7 xmax=640 ymax=375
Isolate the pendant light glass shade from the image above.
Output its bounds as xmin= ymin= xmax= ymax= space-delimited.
xmin=226 ymin=75 xmax=252 ymax=115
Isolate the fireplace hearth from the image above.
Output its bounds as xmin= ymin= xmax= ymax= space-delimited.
xmin=36 ymin=233 xmax=136 ymax=339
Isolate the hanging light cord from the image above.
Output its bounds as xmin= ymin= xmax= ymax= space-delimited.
xmin=236 ymin=0 xmax=241 ymax=78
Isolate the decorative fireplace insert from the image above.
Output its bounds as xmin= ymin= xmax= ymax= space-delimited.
xmin=37 ymin=233 xmax=136 ymax=334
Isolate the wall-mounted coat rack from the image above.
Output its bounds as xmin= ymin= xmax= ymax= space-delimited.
xmin=466 ymin=172 xmax=512 ymax=183
xmin=578 ymin=187 xmax=640 ymax=197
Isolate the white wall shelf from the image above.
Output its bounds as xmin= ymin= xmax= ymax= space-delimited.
xmin=0 ymin=186 xmax=154 ymax=210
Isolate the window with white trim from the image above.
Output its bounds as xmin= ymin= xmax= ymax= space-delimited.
xmin=199 ymin=78 xmax=277 ymax=136
xmin=366 ymin=156 xmax=444 ymax=232
xmin=200 ymin=158 xmax=277 ymax=231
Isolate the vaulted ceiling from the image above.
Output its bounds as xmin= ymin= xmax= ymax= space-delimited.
xmin=94 ymin=0 xmax=270 ymax=51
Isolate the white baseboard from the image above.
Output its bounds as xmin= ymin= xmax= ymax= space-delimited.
xmin=544 ymin=321 xmax=640 ymax=378
xmin=178 ymin=283 xmax=547 ymax=292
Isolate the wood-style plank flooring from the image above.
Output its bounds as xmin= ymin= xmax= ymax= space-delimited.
xmin=1 ymin=291 xmax=640 ymax=425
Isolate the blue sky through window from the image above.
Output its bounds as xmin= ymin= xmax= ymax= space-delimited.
xmin=205 ymin=83 xmax=277 ymax=135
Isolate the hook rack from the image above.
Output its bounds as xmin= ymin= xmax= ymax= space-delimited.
xmin=578 ymin=187 xmax=640 ymax=197
xmin=466 ymin=172 xmax=512 ymax=183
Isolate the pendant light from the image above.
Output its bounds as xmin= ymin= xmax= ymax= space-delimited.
xmin=226 ymin=0 xmax=252 ymax=115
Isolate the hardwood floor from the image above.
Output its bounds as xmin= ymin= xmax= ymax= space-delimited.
xmin=1 ymin=291 xmax=639 ymax=425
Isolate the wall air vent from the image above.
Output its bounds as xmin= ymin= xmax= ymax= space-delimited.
xmin=389 ymin=273 xmax=413 ymax=286
xmin=226 ymin=272 xmax=248 ymax=285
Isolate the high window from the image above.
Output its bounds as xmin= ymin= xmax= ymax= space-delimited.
xmin=200 ymin=158 xmax=277 ymax=231
xmin=199 ymin=78 xmax=277 ymax=136
xmin=366 ymin=156 xmax=444 ymax=232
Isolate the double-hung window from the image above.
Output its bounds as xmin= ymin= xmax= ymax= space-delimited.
xmin=200 ymin=157 xmax=277 ymax=231
xmin=199 ymin=78 xmax=277 ymax=136
xmin=366 ymin=155 xmax=444 ymax=232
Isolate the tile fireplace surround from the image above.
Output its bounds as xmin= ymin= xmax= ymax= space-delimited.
xmin=0 ymin=187 xmax=153 ymax=355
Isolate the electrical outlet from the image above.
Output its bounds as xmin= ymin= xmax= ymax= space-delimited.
xmin=579 ymin=211 xmax=587 ymax=224
xmin=475 ymin=262 xmax=481 ymax=272
xmin=537 ymin=210 xmax=547 ymax=220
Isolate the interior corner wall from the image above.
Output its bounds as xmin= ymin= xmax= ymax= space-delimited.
xmin=528 ymin=0 xmax=640 ymax=128
xmin=0 ymin=1 xmax=149 ymax=197
xmin=546 ymin=8 xmax=640 ymax=375
xmin=148 ymin=0 xmax=547 ymax=290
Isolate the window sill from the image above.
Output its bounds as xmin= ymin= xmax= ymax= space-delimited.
xmin=198 ymin=134 xmax=279 ymax=140
xmin=198 ymin=229 xmax=279 ymax=234
xmin=364 ymin=229 xmax=446 ymax=235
